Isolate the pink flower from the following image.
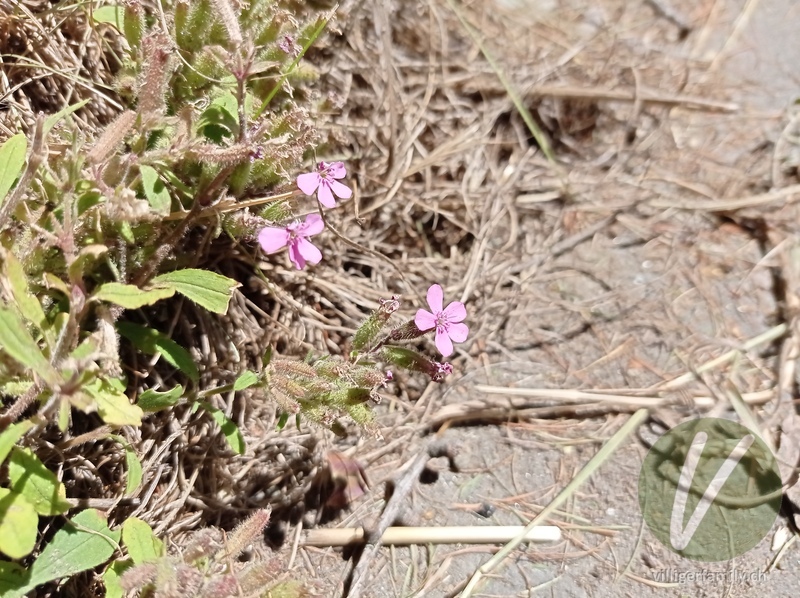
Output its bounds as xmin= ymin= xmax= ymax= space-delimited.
xmin=297 ymin=161 xmax=353 ymax=208
xmin=414 ymin=284 xmax=469 ymax=357
xmin=258 ymin=213 xmax=324 ymax=270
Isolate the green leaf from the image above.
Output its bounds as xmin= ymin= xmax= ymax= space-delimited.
xmin=139 ymin=165 xmax=171 ymax=215
xmin=8 ymin=447 xmax=71 ymax=516
xmin=109 ymin=435 xmax=143 ymax=495
xmin=262 ymin=345 xmax=272 ymax=367
xmin=84 ymin=379 xmax=144 ymax=427
xmin=0 ymin=134 xmax=27 ymax=208
xmin=43 ymin=99 xmax=90 ymax=136
xmin=0 ymin=421 xmax=33 ymax=465
xmin=0 ymin=488 xmax=38 ymax=559
xmin=0 ymin=307 xmax=59 ymax=386
xmin=276 ymin=412 xmax=289 ymax=429
xmin=92 ymin=5 xmax=124 ymax=28
xmin=137 ymin=385 xmax=185 ymax=412
xmin=3 ymin=250 xmax=48 ymax=336
xmin=122 ymin=517 xmax=164 ymax=564
xmin=93 ymin=282 xmax=175 ymax=309
xmin=43 ymin=272 xmax=70 ymax=299
xmin=198 ymin=401 xmax=246 ymax=454
xmin=0 ymin=561 xmax=30 ymax=598
xmin=102 ymin=559 xmax=131 ymax=598
xmin=197 ymin=92 xmax=239 ymax=141
xmin=27 ymin=509 xmax=120 ymax=590
xmin=234 ymin=370 xmax=259 ymax=391
xmin=152 ymin=269 xmax=239 ymax=315
xmin=68 ymin=244 xmax=108 ymax=283
xmin=117 ymin=322 xmax=198 ymax=383
xmin=122 ymin=2 xmax=144 ymax=51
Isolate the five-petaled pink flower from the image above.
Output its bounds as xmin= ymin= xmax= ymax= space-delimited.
xmin=258 ymin=213 xmax=324 ymax=270
xmin=414 ymin=284 xmax=469 ymax=357
xmin=297 ymin=161 xmax=353 ymax=208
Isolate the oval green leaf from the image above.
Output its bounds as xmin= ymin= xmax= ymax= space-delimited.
xmin=234 ymin=370 xmax=259 ymax=391
xmin=116 ymin=322 xmax=198 ymax=383
xmin=0 ymin=307 xmax=59 ymax=386
xmin=93 ymin=282 xmax=175 ymax=310
xmin=0 ymin=561 xmax=29 ymax=598
xmin=152 ymin=269 xmax=239 ymax=315
xmin=122 ymin=517 xmax=164 ymax=564
xmin=84 ymin=379 xmax=144 ymax=427
xmin=0 ymin=421 xmax=33 ymax=466
xmin=137 ymin=385 xmax=185 ymax=412
xmin=8 ymin=447 xmax=71 ymax=516
xmin=198 ymin=401 xmax=245 ymax=454
xmin=139 ymin=165 xmax=171 ymax=215
xmin=0 ymin=134 xmax=27 ymax=208
xmin=0 ymin=488 xmax=38 ymax=559
xmin=27 ymin=509 xmax=121 ymax=589
xmin=109 ymin=435 xmax=143 ymax=495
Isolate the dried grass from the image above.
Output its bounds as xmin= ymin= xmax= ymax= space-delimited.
xmin=5 ymin=0 xmax=800 ymax=595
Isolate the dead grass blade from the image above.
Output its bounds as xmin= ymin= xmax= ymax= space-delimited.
xmin=444 ymin=0 xmax=557 ymax=166
xmin=304 ymin=524 xmax=560 ymax=546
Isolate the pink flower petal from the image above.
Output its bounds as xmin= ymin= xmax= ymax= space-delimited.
xmin=426 ymin=284 xmax=444 ymax=313
xmin=297 ymin=172 xmax=321 ymax=195
xmin=447 ymin=322 xmax=469 ymax=343
xmin=415 ymin=309 xmax=437 ymax=331
xmin=298 ymin=213 xmax=325 ymax=236
xmin=328 ymin=162 xmax=346 ymax=179
xmin=287 ymin=240 xmax=306 ymax=270
xmin=435 ymin=330 xmax=454 ymax=357
xmin=258 ymin=227 xmax=290 ymax=254
xmin=317 ymin=183 xmax=337 ymax=208
xmin=330 ymin=180 xmax=352 ymax=200
xmin=296 ymin=237 xmax=322 ymax=266
xmin=443 ymin=301 xmax=466 ymax=323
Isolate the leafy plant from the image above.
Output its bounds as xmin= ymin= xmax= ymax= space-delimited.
xmin=0 ymin=0 xmax=471 ymax=595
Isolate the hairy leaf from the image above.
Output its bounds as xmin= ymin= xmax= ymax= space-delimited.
xmin=117 ymin=322 xmax=198 ymax=382
xmin=0 ymin=488 xmax=38 ymax=559
xmin=0 ymin=307 xmax=59 ymax=386
xmin=152 ymin=269 xmax=239 ymax=314
xmin=0 ymin=134 xmax=27 ymax=210
xmin=0 ymin=561 xmax=29 ymax=598
xmin=234 ymin=370 xmax=259 ymax=391
xmin=0 ymin=421 xmax=33 ymax=465
xmin=84 ymin=379 xmax=144 ymax=426
xmin=26 ymin=509 xmax=121 ymax=591
xmin=137 ymin=385 xmax=185 ymax=412
xmin=139 ymin=165 xmax=171 ymax=214
xmin=109 ymin=435 xmax=143 ymax=495
xmin=93 ymin=282 xmax=175 ymax=309
xmin=122 ymin=517 xmax=164 ymax=564
xmin=8 ymin=447 xmax=71 ymax=516
xmin=198 ymin=401 xmax=245 ymax=454
xmin=3 ymin=250 xmax=48 ymax=337
xmin=102 ymin=559 xmax=131 ymax=598
xmin=92 ymin=5 xmax=124 ymax=28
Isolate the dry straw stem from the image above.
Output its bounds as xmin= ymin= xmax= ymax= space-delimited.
xmin=444 ymin=0 xmax=556 ymax=166
xmin=648 ymin=184 xmax=800 ymax=211
xmin=461 ymin=409 xmax=650 ymax=597
xmin=430 ymin=323 xmax=785 ymax=428
xmin=304 ymin=525 xmax=560 ymax=547
xmin=162 ymin=190 xmax=297 ymax=221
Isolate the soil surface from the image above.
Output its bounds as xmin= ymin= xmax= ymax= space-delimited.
xmin=282 ymin=0 xmax=800 ymax=596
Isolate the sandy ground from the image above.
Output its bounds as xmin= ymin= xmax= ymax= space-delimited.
xmin=5 ymin=0 xmax=800 ymax=596
xmin=282 ymin=0 xmax=800 ymax=596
